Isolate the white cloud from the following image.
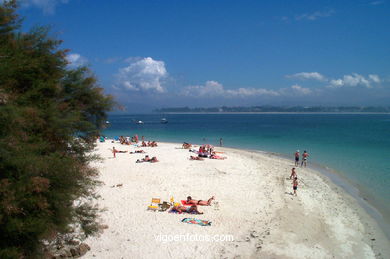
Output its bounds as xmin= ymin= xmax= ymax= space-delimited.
xmin=181 ymin=81 xmax=314 ymax=98
xmin=20 ymin=0 xmax=69 ymax=14
xmin=66 ymin=53 xmax=88 ymax=68
xmin=286 ymin=72 xmax=326 ymax=81
xmin=278 ymin=84 xmax=313 ymax=96
xmin=328 ymin=73 xmax=380 ymax=88
xmin=116 ymin=57 xmax=167 ymax=93
xmin=295 ymin=9 xmax=335 ymax=21
xmin=369 ymin=74 xmax=381 ymax=83
xmin=181 ymin=81 xmax=225 ymax=97
xmin=226 ymin=88 xmax=280 ymax=97
xmin=291 ymin=84 xmax=312 ymax=95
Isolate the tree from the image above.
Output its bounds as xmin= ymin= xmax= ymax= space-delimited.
xmin=0 ymin=2 xmax=114 ymax=258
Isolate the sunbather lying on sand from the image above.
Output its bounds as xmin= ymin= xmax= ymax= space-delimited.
xmin=129 ymin=150 xmax=145 ymax=154
xmin=186 ymin=196 xmax=215 ymax=206
xmin=136 ymin=155 xmax=159 ymax=163
xmin=210 ymin=154 xmax=226 ymax=160
xmin=112 ymin=147 xmax=127 ymax=158
xmin=171 ymin=204 xmax=203 ymax=214
xmin=190 ymin=155 xmax=204 ymax=161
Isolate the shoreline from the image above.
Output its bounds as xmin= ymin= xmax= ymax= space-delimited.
xmin=216 ymin=145 xmax=390 ymax=247
xmin=243 ymin=148 xmax=390 ymax=241
xmin=84 ymin=141 xmax=390 ymax=258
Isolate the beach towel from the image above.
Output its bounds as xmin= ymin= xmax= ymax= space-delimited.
xmin=181 ymin=218 xmax=211 ymax=226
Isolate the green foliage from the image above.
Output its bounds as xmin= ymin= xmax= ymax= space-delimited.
xmin=0 ymin=2 xmax=114 ymax=258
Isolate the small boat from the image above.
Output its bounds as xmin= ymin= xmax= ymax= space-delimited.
xmin=105 ymin=120 xmax=110 ymax=124
xmin=135 ymin=120 xmax=144 ymax=124
xmin=161 ymin=118 xmax=168 ymax=124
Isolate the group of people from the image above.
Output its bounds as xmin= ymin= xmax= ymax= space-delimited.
xmin=141 ymin=140 xmax=158 ymax=147
xmin=188 ymin=145 xmax=227 ymax=160
xmin=294 ymin=150 xmax=309 ymax=167
xmin=118 ymin=135 xmax=143 ymax=145
xmin=170 ymin=196 xmax=215 ymax=214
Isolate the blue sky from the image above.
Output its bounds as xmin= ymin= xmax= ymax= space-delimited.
xmin=13 ymin=0 xmax=390 ymax=112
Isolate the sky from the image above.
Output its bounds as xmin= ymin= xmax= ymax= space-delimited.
xmin=9 ymin=0 xmax=390 ymax=112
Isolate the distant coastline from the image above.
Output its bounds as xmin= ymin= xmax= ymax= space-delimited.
xmin=154 ymin=112 xmax=390 ymax=115
xmin=154 ymin=106 xmax=390 ymax=114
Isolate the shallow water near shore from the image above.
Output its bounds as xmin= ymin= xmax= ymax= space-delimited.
xmin=103 ymin=113 xmax=390 ymax=237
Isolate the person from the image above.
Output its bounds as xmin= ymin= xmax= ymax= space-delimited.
xmin=129 ymin=150 xmax=145 ymax=154
xmin=294 ymin=150 xmax=300 ymax=166
xmin=210 ymin=154 xmax=226 ymax=160
xmin=172 ymin=204 xmax=203 ymax=214
xmin=219 ymin=138 xmax=223 ymax=147
xmin=301 ymin=150 xmax=309 ymax=167
xmin=136 ymin=155 xmax=158 ymax=163
xmin=182 ymin=142 xmax=192 ymax=149
xmin=186 ymin=196 xmax=215 ymax=206
xmin=112 ymin=147 xmax=127 ymax=158
xmin=190 ymin=155 xmax=204 ymax=160
xmin=290 ymin=167 xmax=297 ymax=179
xmin=293 ymin=177 xmax=298 ymax=196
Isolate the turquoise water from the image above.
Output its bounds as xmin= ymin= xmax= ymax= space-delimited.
xmin=103 ymin=114 xmax=390 ymax=224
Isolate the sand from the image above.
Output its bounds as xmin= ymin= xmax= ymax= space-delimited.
xmin=83 ymin=141 xmax=390 ymax=259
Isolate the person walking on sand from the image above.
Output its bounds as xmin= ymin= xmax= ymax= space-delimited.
xmin=290 ymin=167 xmax=297 ymax=179
xmin=294 ymin=150 xmax=300 ymax=166
xmin=301 ymin=150 xmax=309 ymax=167
xmin=292 ymin=177 xmax=298 ymax=196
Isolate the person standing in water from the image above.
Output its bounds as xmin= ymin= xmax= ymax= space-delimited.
xmin=219 ymin=138 xmax=223 ymax=147
xmin=301 ymin=150 xmax=309 ymax=167
xmin=294 ymin=150 xmax=300 ymax=166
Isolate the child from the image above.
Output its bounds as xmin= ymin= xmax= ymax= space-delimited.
xmin=293 ymin=177 xmax=298 ymax=196
xmin=290 ymin=167 xmax=297 ymax=179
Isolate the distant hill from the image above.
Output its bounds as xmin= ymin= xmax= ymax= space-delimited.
xmin=154 ymin=106 xmax=390 ymax=113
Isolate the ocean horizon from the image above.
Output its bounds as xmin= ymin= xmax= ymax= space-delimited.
xmin=102 ymin=113 xmax=390 ymax=235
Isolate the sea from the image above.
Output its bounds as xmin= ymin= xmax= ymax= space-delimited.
xmin=102 ymin=113 xmax=390 ymax=236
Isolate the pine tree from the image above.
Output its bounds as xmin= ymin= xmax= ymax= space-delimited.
xmin=0 ymin=2 xmax=114 ymax=257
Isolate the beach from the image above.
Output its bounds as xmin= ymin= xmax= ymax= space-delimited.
xmin=83 ymin=141 xmax=390 ymax=259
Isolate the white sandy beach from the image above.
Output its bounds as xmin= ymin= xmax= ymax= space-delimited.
xmin=83 ymin=141 xmax=389 ymax=259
